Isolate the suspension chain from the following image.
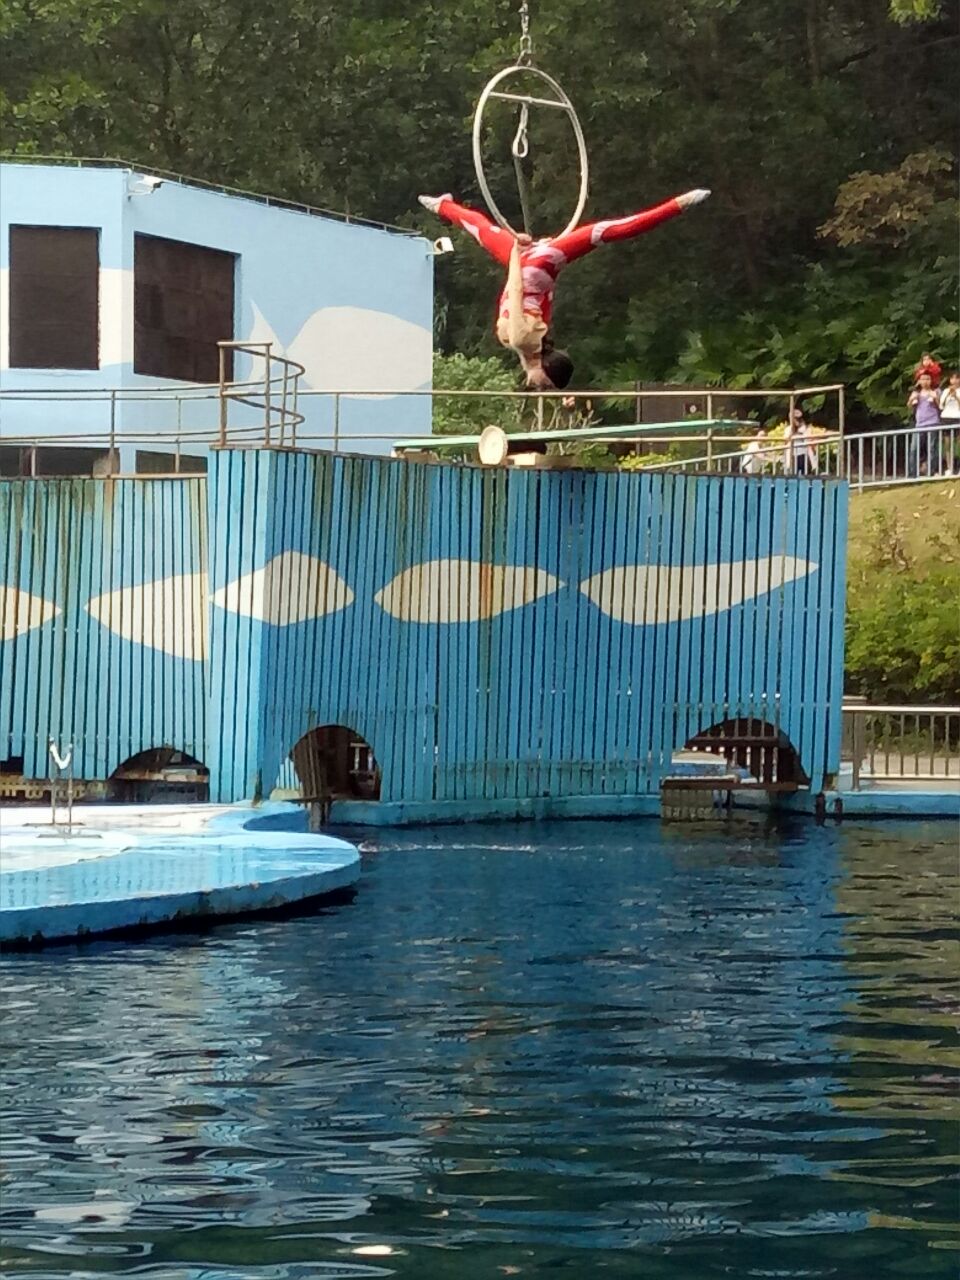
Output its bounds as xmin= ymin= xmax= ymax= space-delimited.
xmin=518 ymin=0 xmax=533 ymax=65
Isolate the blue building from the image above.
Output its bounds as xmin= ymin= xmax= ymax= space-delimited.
xmin=0 ymin=160 xmax=435 ymax=472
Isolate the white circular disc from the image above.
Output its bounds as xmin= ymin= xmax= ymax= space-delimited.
xmin=478 ymin=425 xmax=509 ymax=466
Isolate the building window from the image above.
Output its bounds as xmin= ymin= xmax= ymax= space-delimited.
xmin=9 ymin=226 xmax=100 ymax=369
xmin=134 ymin=234 xmax=235 ymax=383
xmin=136 ymin=450 xmax=207 ymax=475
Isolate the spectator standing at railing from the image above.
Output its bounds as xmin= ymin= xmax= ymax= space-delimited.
xmin=913 ymin=352 xmax=942 ymax=387
xmin=740 ymin=428 xmax=767 ymax=475
xmin=784 ymin=407 xmax=816 ymax=476
xmin=939 ymin=371 xmax=960 ymax=421
xmin=939 ymin=372 xmax=960 ymax=475
xmin=908 ymin=371 xmax=941 ymax=475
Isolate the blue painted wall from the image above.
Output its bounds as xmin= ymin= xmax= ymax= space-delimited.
xmin=0 ymin=454 xmax=849 ymax=812
xmin=0 ymin=163 xmax=434 ymax=459
xmin=0 ymin=476 xmax=207 ymax=780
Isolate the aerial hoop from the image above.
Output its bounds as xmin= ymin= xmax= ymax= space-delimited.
xmin=472 ymin=63 xmax=589 ymax=240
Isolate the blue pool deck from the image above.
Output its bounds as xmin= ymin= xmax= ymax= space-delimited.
xmin=0 ymin=803 xmax=360 ymax=948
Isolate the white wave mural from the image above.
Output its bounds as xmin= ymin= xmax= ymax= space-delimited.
xmin=579 ymin=556 xmax=817 ymax=625
xmin=1 ymin=587 xmax=61 ymax=640
xmin=85 ymin=573 xmax=208 ymax=659
xmin=211 ymin=551 xmax=354 ymax=625
xmin=246 ymin=302 xmax=432 ymax=396
xmin=375 ymin=560 xmax=563 ymax=623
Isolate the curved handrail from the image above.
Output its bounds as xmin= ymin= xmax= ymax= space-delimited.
xmin=216 ymin=341 xmax=306 ymax=447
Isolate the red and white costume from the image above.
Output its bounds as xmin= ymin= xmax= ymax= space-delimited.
xmin=435 ymin=196 xmax=687 ymax=336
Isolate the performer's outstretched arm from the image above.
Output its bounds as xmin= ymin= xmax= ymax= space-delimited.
xmin=552 ymin=189 xmax=710 ymax=263
xmin=419 ymin=194 xmax=514 ymax=266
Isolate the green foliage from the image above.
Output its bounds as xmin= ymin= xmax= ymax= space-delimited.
xmin=845 ymin=496 xmax=960 ymax=702
xmin=548 ymin=440 xmax=617 ymax=469
xmin=618 ymin=450 xmax=677 ymax=471
xmin=889 ymin=0 xmax=942 ymax=23
xmin=431 ymin=352 xmax=522 ymax=436
xmin=819 ymin=150 xmax=954 ymax=248
xmin=845 ymin=568 xmax=960 ymax=702
xmin=1 ymin=0 xmax=956 ymax=420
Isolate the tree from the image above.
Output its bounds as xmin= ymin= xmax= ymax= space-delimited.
xmin=2 ymin=0 xmax=956 ymax=418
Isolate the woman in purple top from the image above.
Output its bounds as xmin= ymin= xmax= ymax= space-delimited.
xmin=908 ymin=371 xmax=941 ymax=475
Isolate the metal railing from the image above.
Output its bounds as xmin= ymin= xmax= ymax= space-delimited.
xmin=635 ymin=424 xmax=960 ymax=487
xmin=843 ymin=423 xmax=959 ymax=489
xmin=1 ymin=154 xmax=420 ymax=236
xmin=217 ymin=341 xmax=305 ymax=447
xmin=841 ymin=702 xmax=960 ymax=789
xmin=638 ymin=434 xmax=844 ymax=478
xmin=6 ymin=380 xmax=956 ymax=489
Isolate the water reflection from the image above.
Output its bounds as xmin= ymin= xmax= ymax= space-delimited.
xmin=1 ymin=819 xmax=956 ymax=1278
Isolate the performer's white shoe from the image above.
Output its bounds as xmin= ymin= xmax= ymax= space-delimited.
xmin=418 ymin=193 xmax=452 ymax=214
xmin=677 ymin=188 xmax=711 ymax=208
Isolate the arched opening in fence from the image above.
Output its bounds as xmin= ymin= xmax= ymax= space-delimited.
xmin=289 ymin=726 xmax=381 ymax=805
xmin=107 ymin=747 xmax=210 ymax=803
xmin=683 ymin=718 xmax=807 ymax=791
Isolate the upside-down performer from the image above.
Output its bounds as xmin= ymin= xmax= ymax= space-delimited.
xmin=419 ymin=189 xmax=710 ymax=389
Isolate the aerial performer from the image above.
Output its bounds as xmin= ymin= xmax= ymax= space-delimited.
xmin=419 ymin=189 xmax=711 ymax=390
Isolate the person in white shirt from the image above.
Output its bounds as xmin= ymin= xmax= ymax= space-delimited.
xmin=786 ymin=408 xmax=816 ymax=476
xmin=939 ymin=371 xmax=960 ymax=474
xmin=939 ymin=371 xmax=960 ymax=421
xmin=740 ymin=428 xmax=767 ymax=475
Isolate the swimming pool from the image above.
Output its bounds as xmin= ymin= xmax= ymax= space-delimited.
xmin=2 ymin=818 xmax=956 ymax=1278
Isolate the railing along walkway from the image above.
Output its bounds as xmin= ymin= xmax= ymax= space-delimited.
xmin=841 ymin=703 xmax=960 ymax=790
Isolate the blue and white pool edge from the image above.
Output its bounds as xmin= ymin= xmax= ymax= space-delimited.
xmin=0 ymin=802 xmax=360 ymax=948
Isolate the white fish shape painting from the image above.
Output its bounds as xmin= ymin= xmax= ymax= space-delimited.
xmin=375 ymin=560 xmax=563 ymax=623
xmin=210 ymin=551 xmax=354 ymax=625
xmin=85 ymin=573 xmax=208 ymax=659
xmin=0 ymin=587 xmax=61 ymax=640
xmin=579 ymin=556 xmax=817 ymax=625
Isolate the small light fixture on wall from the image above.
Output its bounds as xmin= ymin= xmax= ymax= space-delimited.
xmin=428 ymin=236 xmax=455 ymax=257
xmin=126 ymin=174 xmax=165 ymax=198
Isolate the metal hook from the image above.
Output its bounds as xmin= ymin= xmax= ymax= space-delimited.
xmin=512 ymin=102 xmax=529 ymax=160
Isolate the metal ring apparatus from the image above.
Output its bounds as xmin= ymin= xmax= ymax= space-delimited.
xmin=472 ymin=64 xmax=589 ymax=239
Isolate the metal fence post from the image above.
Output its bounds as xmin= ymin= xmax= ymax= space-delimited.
xmin=263 ymin=342 xmax=273 ymax=447
xmin=333 ymin=392 xmax=341 ymax=453
xmin=218 ymin=344 xmax=228 ymax=447
xmin=109 ymin=390 xmax=117 ymax=474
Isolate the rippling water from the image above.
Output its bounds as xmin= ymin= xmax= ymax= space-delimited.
xmin=2 ymin=818 xmax=957 ymax=1279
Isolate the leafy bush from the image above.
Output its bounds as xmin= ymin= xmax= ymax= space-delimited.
xmin=618 ymin=451 xmax=678 ymax=471
xmin=845 ymin=567 xmax=960 ymax=702
xmin=845 ymin=498 xmax=960 ymax=702
xmin=432 ymin=353 xmax=523 ymax=438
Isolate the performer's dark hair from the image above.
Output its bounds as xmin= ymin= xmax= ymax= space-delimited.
xmin=543 ymin=347 xmax=574 ymax=389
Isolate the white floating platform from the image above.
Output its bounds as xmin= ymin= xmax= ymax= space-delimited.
xmin=0 ymin=803 xmax=360 ymax=948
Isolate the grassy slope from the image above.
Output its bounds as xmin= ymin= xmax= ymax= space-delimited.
xmin=844 ymin=480 xmax=959 ymax=703
xmin=847 ymin=480 xmax=960 ymax=573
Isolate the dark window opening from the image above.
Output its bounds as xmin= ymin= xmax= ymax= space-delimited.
xmin=0 ymin=446 xmax=116 ymax=477
xmin=9 ymin=226 xmax=99 ymax=369
xmin=134 ymin=233 xmax=235 ymax=383
xmin=136 ymin=450 xmax=207 ymax=475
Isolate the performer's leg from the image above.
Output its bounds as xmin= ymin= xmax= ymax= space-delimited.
xmin=552 ymin=190 xmax=710 ymax=263
xmin=419 ymin=194 xmax=514 ymax=265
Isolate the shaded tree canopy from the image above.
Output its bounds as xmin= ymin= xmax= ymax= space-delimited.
xmin=2 ymin=0 xmax=956 ymax=419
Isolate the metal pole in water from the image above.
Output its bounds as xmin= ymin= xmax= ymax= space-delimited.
xmin=48 ymin=738 xmax=74 ymax=833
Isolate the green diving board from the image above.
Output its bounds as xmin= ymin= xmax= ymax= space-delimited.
xmin=393 ymin=419 xmax=755 ymax=452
